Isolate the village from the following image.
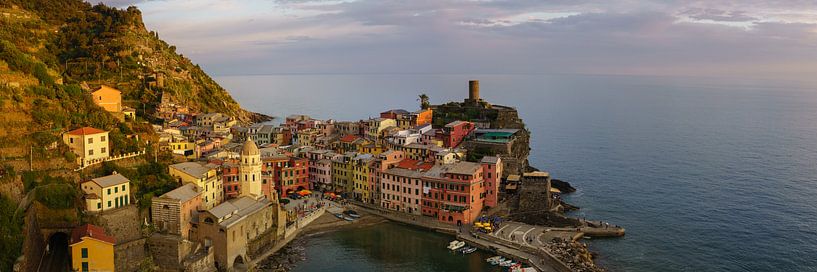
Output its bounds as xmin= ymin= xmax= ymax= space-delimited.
xmin=27 ymin=80 xmax=622 ymax=272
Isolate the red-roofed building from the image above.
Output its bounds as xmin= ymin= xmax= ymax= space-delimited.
xmin=70 ymin=224 xmax=115 ymax=272
xmin=63 ymin=127 xmax=111 ymax=166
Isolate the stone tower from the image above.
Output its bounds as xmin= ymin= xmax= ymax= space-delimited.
xmin=239 ymin=138 xmax=263 ymax=199
xmin=469 ymin=80 xmax=480 ymax=101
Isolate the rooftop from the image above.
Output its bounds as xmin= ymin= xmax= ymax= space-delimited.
xmin=481 ymin=156 xmax=500 ymax=164
xmin=169 ymin=162 xmax=213 ymax=179
xmin=159 ymin=183 xmax=201 ymax=203
xmin=89 ymin=173 xmax=129 ymax=188
xmin=71 ymin=224 xmax=115 ymax=245
xmin=524 ymin=171 xmax=550 ymax=178
xmin=67 ymin=127 xmax=107 ymax=136
xmin=208 ymin=196 xmax=271 ymax=228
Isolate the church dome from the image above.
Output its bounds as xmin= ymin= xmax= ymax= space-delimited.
xmin=240 ymin=138 xmax=260 ymax=156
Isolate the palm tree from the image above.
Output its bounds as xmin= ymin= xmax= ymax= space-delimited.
xmin=418 ymin=93 xmax=430 ymax=110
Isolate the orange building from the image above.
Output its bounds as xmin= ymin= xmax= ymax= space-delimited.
xmin=421 ymin=161 xmax=485 ymax=225
xmin=90 ymin=85 xmax=122 ymax=113
xmin=397 ymin=109 xmax=433 ymax=129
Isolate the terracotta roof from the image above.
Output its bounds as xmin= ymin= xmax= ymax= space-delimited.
xmin=71 ymin=224 xmax=115 ymax=245
xmin=340 ymin=135 xmax=360 ymax=143
xmin=91 ymin=85 xmax=121 ymax=94
xmin=67 ymin=127 xmax=106 ymax=135
xmin=395 ymin=159 xmax=434 ymax=171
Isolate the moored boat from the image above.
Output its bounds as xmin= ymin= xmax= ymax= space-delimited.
xmin=448 ymin=241 xmax=465 ymax=251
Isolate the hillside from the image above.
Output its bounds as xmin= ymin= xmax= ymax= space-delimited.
xmin=0 ymin=0 xmax=267 ymax=170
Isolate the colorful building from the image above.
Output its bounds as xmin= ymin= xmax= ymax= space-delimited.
xmin=262 ymin=155 xmax=309 ymax=197
xmin=169 ymin=162 xmax=223 ymax=209
xmin=438 ymin=121 xmax=475 ymax=148
xmin=380 ymin=158 xmax=433 ymax=215
xmin=351 ymin=154 xmax=375 ymax=203
xmin=481 ymin=156 xmax=502 ymax=208
xmin=220 ymin=159 xmax=241 ymax=199
xmin=90 ymin=85 xmax=122 ymax=113
xmin=421 ymin=162 xmax=485 ymax=225
xmin=70 ymin=224 xmax=115 ymax=272
xmin=397 ymin=109 xmax=433 ymax=129
xmin=63 ymin=127 xmax=110 ymax=165
xmin=80 ymin=172 xmax=130 ymax=212
xmin=151 ymin=183 xmax=202 ymax=239
xmin=365 ymin=118 xmax=397 ymax=141
xmin=331 ymin=152 xmax=355 ymax=194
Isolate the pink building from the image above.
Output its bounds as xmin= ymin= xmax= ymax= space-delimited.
xmin=438 ymin=121 xmax=475 ymax=148
xmin=380 ymin=158 xmax=433 ymax=215
xmin=481 ymin=156 xmax=502 ymax=208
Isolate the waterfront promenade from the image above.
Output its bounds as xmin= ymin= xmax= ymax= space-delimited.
xmin=347 ymin=201 xmax=572 ymax=272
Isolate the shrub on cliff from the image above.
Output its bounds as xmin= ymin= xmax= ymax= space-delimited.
xmin=0 ymin=194 xmax=24 ymax=272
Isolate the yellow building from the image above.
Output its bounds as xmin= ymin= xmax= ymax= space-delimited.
xmin=366 ymin=118 xmax=396 ymax=141
xmin=331 ymin=153 xmax=354 ymax=193
xmin=169 ymin=162 xmax=223 ymax=209
xmin=122 ymin=106 xmax=136 ymax=120
xmin=359 ymin=143 xmax=384 ymax=155
xmin=351 ymin=154 xmax=374 ymax=203
xmin=91 ymin=85 xmax=122 ymax=113
xmin=70 ymin=224 xmax=115 ymax=272
xmin=80 ymin=172 xmax=130 ymax=212
xmin=63 ymin=127 xmax=110 ymax=165
xmin=168 ymin=140 xmax=196 ymax=158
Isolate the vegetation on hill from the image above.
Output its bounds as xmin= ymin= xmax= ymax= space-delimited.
xmin=0 ymin=194 xmax=23 ymax=272
xmin=0 ymin=0 xmax=264 ymax=167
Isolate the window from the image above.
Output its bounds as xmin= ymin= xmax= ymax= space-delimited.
xmin=88 ymin=138 xmax=93 ymax=144
xmin=81 ymin=248 xmax=88 ymax=258
xmin=107 ymin=188 xmax=111 ymax=195
xmin=89 ymin=150 xmax=94 ymax=156
xmin=70 ymin=138 xmax=74 ymax=144
xmin=82 ymin=262 xmax=89 ymax=272
xmin=107 ymin=201 xmax=111 ymax=208
xmin=122 ymin=184 xmax=126 ymax=190
xmin=97 ymin=203 xmax=101 ymax=209
xmin=101 ymin=136 xmax=106 ymax=142
xmin=101 ymin=147 xmax=106 ymax=154
xmin=114 ymin=187 xmax=118 ymax=193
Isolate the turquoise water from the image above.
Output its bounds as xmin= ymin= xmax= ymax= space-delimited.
xmin=217 ymin=74 xmax=817 ymax=272
xmin=292 ymin=223 xmax=501 ymax=272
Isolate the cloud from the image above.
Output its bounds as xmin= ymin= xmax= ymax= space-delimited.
xmin=97 ymin=0 xmax=817 ymax=82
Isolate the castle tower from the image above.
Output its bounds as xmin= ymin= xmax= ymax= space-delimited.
xmin=469 ymin=80 xmax=480 ymax=101
xmin=239 ymin=138 xmax=263 ymax=199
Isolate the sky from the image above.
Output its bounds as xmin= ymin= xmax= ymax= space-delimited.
xmin=99 ymin=0 xmax=817 ymax=82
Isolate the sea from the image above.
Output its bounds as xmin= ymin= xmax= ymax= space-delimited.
xmin=216 ymin=74 xmax=817 ymax=272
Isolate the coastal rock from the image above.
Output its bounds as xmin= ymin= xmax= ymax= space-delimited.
xmin=552 ymin=179 xmax=577 ymax=194
xmin=545 ymin=238 xmax=604 ymax=272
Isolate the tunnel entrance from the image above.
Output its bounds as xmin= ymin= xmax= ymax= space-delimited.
xmin=41 ymin=232 xmax=71 ymax=272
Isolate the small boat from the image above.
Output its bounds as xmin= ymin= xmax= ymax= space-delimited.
xmin=334 ymin=213 xmax=344 ymax=219
xmin=490 ymin=257 xmax=506 ymax=265
xmin=486 ymin=256 xmax=502 ymax=263
xmin=462 ymin=247 xmax=477 ymax=254
xmin=342 ymin=215 xmax=355 ymax=221
xmin=344 ymin=210 xmax=361 ymax=218
xmin=500 ymin=260 xmax=514 ymax=267
xmin=448 ymin=241 xmax=465 ymax=251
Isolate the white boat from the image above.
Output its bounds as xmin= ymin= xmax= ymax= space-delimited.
xmin=448 ymin=241 xmax=465 ymax=251
xmin=462 ymin=247 xmax=477 ymax=254
xmin=486 ymin=256 xmax=502 ymax=263
xmin=490 ymin=257 xmax=506 ymax=265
